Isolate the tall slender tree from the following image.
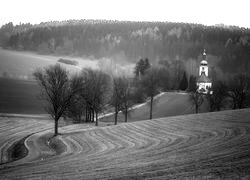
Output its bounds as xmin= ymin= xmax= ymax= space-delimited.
xmin=111 ymin=77 xmax=124 ymax=125
xmin=140 ymin=67 xmax=164 ymax=119
xmin=189 ymin=86 xmax=204 ymax=114
xmin=81 ymin=68 xmax=111 ymax=126
xmin=227 ymin=74 xmax=250 ymax=109
xmin=111 ymin=76 xmax=133 ymax=124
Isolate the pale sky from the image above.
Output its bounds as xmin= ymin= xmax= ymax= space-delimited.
xmin=0 ymin=0 xmax=249 ymax=28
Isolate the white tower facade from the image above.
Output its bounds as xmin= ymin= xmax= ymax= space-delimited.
xmin=197 ymin=50 xmax=212 ymax=94
xmin=199 ymin=51 xmax=208 ymax=76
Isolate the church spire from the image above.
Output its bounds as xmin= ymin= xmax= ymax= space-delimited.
xmin=202 ymin=49 xmax=206 ymax=60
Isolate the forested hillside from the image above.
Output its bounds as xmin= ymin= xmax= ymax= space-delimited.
xmin=0 ymin=20 xmax=250 ymax=75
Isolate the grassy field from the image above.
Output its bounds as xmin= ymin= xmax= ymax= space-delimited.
xmin=0 ymin=77 xmax=45 ymax=114
xmin=0 ymin=73 xmax=209 ymax=116
xmin=0 ymin=109 xmax=250 ymax=179
xmin=101 ymin=92 xmax=210 ymax=123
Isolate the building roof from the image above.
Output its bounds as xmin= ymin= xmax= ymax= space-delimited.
xmin=197 ymin=72 xmax=211 ymax=83
xmin=200 ymin=60 xmax=208 ymax=65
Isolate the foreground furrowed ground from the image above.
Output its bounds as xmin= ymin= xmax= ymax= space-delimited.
xmin=1 ymin=109 xmax=250 ymax=179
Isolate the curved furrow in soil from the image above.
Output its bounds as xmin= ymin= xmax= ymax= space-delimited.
xmin=1 ymin=109 xmax=250 ymax=179
xmin=0 ymin=116 xmax=53 ymax=165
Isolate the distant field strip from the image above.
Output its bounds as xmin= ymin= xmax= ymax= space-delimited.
xmin=1 ymin=109 xmax=250 ymax=179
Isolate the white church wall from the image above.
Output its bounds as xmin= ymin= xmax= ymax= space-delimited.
xmin=199 ymin=65 xmax=208 ymax=76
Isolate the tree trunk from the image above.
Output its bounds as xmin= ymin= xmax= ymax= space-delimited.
xmin=85 ymin=107 xmax=88 ymax=122
xmin=89 ymin=110 xmax=91 ymax=122
xmin=89 ymin=109 xmax=91 ymax=122
xmin=125 ymin=107 xmax=128 ymax=123
xmin=150 ymin=96 xmax=153 ymax=119
xmin=78 ymin=113 xmax=81 ymax=123
xmin=95 ymin=112 xmax=98 ymax=126
xmin=210 ymin=104 xmax=214 ymax=112
xmin=92 ymin=109 xmax=95 ymax=122
xmin=233 ymin=99 xmax=237 ymax=109
xmin=239 ymin=96 xmax=244 ymax=109
xmin=114 ymin=113 xmax=118 ymax=125
xmin=114 ymin=106 xmax=118 ymax=125
xmin=54 ymin=117 xmax=59 ymax=136
xmin=195 ymin=104 xmax=198 ymax=114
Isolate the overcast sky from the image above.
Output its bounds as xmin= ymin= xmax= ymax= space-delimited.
xmin=0 ymin=0 xmax=249 ymax=28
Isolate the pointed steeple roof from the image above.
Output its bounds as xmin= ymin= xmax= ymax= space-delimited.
xmin=201 ymin=49 xmax=208 ymax=65
xmin=202 ymin=49 xmax=206 ymax=59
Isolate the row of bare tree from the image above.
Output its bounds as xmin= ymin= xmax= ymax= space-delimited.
xmin=34 ymin=62 xmax=250 ymax=136
xmin=33 ymin=60 xmax=171 ymax=136
xmin=34 ymin=65 xmax=122 ymax=134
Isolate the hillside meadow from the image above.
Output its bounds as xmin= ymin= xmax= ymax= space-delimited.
xmin=0 ymin=109 xmax=250 ymax=179
xmin=101 ymin=92 xmax=210 ymax=123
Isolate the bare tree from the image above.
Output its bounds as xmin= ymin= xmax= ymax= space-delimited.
xmin=227 ymin=74 xmax=250 ymax=109
xmin=120 ymin=78 xmax=133 ymax=123
xmin=111 ymin=76 xmax=133 ymax=124
xmin=140 ymin=67 xmax=164 ymax=119
xmin=33 ymin=64 xmax=80 ymax=136
xmin=66 ymin=94 xmax=86 ymax=123
xmin=206 ymin=81 xmax=228 ymax=111
xmin=111 ymin=77 xmax=124 ymax=125
xmin=189 ymin=91 xmax=204 ymax=114
xmin=81 ymin=68 xmax=111 ymax=126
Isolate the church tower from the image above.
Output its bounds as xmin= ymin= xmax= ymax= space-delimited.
xmin=197 ymin=49 xmax=212 ymax=94
xmin=199 ymin=50 xmax=208 ymax=76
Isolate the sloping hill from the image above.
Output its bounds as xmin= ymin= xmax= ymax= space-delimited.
xmin=101 ymin=92 xmax=210 ymax=123
xmin=1 ymin=109 xmax=250 ymax=179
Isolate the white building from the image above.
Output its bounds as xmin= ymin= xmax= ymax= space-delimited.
xmin=197 ymin=50 xmax=212 ymax=94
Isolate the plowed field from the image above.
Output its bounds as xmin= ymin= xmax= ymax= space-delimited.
xmin=1 ymin=109 xmax=250 ymax=179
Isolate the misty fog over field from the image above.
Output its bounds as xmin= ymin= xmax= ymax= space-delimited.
xmin=0 ymin=48 xmax=98 ymax=80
